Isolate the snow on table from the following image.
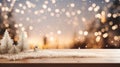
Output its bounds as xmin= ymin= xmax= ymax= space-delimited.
xmin=0 ymin=49 xmax=120 ymax=63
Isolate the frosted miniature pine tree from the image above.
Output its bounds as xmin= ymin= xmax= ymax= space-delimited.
xmin=18 ymin=31 xmax=28 ymax=52
xmin=0 ymin=30 xmax=13 ymax=53
xmin=8 ymin=45 xmax=20 ymax=54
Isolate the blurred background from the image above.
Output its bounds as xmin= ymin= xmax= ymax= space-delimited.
xmin=0 ymin=0 xmax=120 ymax=49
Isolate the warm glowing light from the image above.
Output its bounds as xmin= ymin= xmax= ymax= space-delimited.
xmin=77 ymin=10 xmax=81 ymax=14
xmin=26 ymin=1 xmax=36 ymax=8
xmin=49 ymin=36 xmax=55 ymax=41
xmin=82 ymin=17 xmax=86 ymax=22
xmin=78 ymin=30 xmax=83 ymax=35
xmin=0 ymin=3 xmax=2 ymax=7
xmin=88 ymin=7 xmax=93 ymax=11
xmin=19 ymin=23 xmax=23 ymax=27
xmin=19 ymin=3 xmax=23 ymax=7
xmin=1 ymin=7 xmax=5 ymax=11
xmin=21 ymin=10 xmax=24 ymax=14
xmin=70 ymin=3 xmax=75 ymax=7
xmin=92 ymin=3 xmax=96 ymax=7
xmin=15 ymin=9 xmax=20 ymax=13
xmin=57 ymin=30 xmax=62 ymax=34
xmin=14 ymin=24 xmax=18 ymax=28
xmin=84 ymin=31 xmax=88 ymax=36
xmin=94 ymin=32 xmax=98 ymax=36
xmin=112 ymin=25 xmax=118 ymax=30
xmin=55 ymin=9 xmax=60 ymax=13
xmin=42 ymin=4 xmax=47 ymax=9
xmin=105 ymin=0 xmax=110 ymax=3
xmin=29 ymin=26 xmax=33 ymax=30
xmin=7 ymin=0 xmax=11 ymax=2
xmin=65 ymin=12 xmax=71 ymax=17
xmin=103 ymin=33 xmax=108 ymax=38
xmin=101 ymin=11 xmax=106 ymax=23
xmin=21 ymin=27 xmax=25 ymax=31
xmin=96 ymin=36 xmax=101 ymax=42
xmin=94 ymin=6 xmax=100 ymax=12
xmin=95 ymin=13 xmax=101 ymax=19
xmin=48 ymin=8 xmax=51 ymax=12
xmin=113 ymin=14 xmax=117 ymax=18
xmin=4 ymin=15 xmax=8 ymax=19
xmin=107 ymin=13 xmax=112 ymax=17
xmin=1 ymin=0 xmax=119 ymax=49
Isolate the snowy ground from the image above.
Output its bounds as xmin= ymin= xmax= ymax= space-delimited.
xmin=1 ymin=49 xmax=120 ymax=63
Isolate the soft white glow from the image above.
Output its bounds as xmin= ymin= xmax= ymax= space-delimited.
xmin=29 ymin=26 xmax=33 ymax=30
xmin=42 ymin=4 xmax=47 ymax=9
xmin=70 ymin=3 xmax=75 ymax=7
xmin=77 ymin=10 xmax=81 ymax=14
xmin=79 ymin=30 xmax=83 ymax=35
xmin=82 ymin=17 xmax=86 ymax=22
xmin=55 ymin=9 xmax=60 ymax=13
xmin=57 ymin=30 xmax=62 ymax=35
xmin=105 ymin=0 xmax=110 ymax=3
xmin=19 ymin=23 xmax=23 ymax=27
xmin=84 ymin=31 xmax=88 ymax=36
xmin=65 ymin=12 xmax=71 ymax=17
xmin=88 ymin=7 xmax=93 ymax=11
xmin=92 ymin=3 xmax=96 ymax=7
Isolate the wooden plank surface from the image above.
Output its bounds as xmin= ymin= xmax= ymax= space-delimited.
xmin=0 ymin=49 xmax=120 ymax=63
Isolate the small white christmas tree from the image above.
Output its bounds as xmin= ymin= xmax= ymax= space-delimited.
xmin=0 ymin=30 xmax=13 ymax=54
xmin=18 ymin=31 xmax=28 ymax=52
xmin=8 ymin=45 xmax=20 ymax=54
